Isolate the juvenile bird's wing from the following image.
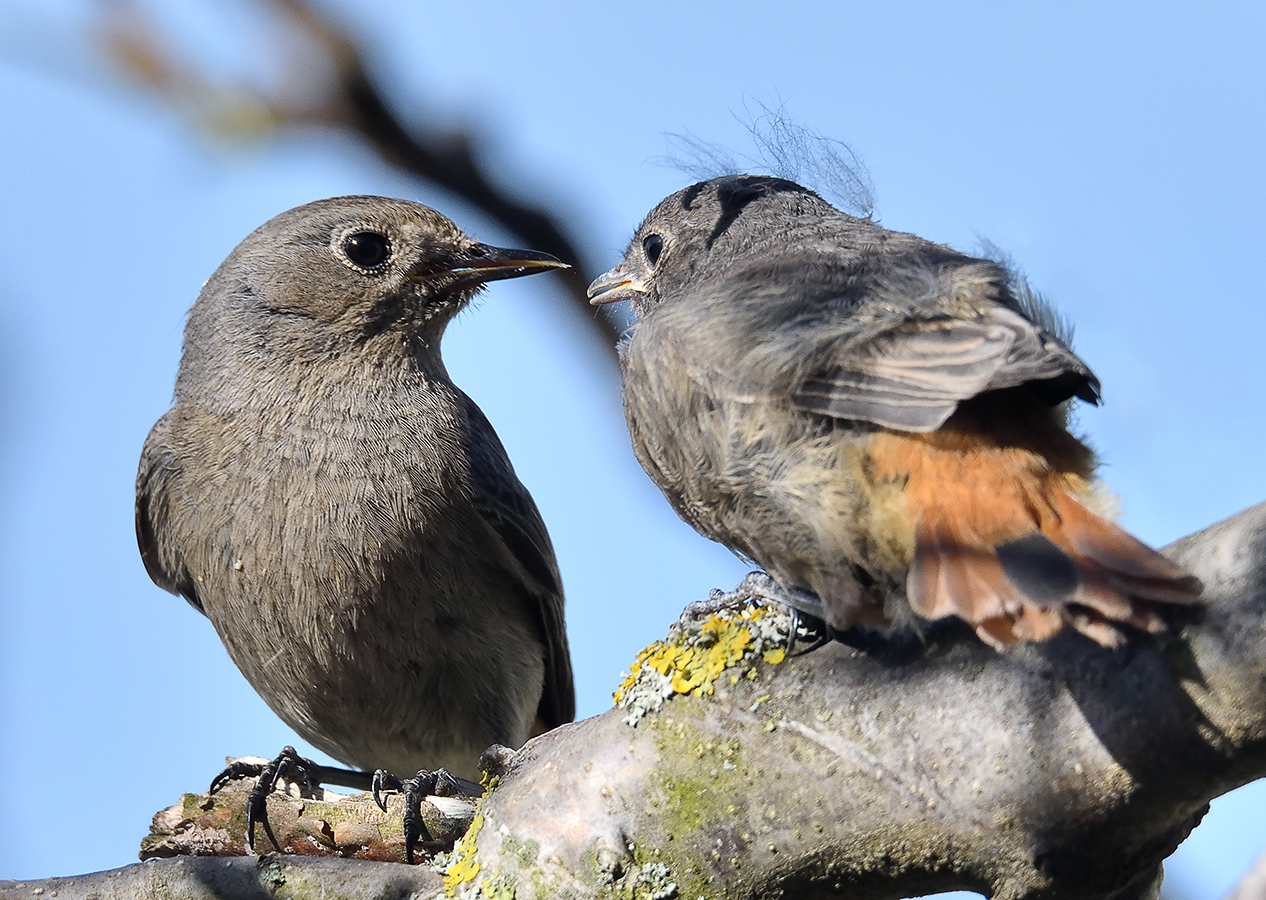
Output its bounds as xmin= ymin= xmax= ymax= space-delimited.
xmin=461 ymin=401 xmax=575 ymax=729
xmin=792 ymin=305 xmax=1100 ymax=431
xmin=756 ymin=253 xmax=1100 ymax=431
xmin=136 ymin=410 xmax=203 ymax=613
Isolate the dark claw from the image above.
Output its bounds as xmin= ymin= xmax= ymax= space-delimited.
xmin=370 ymin=766 xmax=481 ymax=863
xmin=209 ymin=758 xmax=264 ymax=795
xmin=432 ymin=768 xmax=471 ymax=798
xmin=209 ymin=746 xmax=321 ymax=852
xmin=787 ymin=607 xmax=832 ymax=656
xmin=372 ymin=768 xmax=405 ymax=812
xmin=370 ymin=768 xmax=438 ymax=863
xmin=403 ymin=770 xmax=440 ymax=864
xmin=247 ymin=774 xmax=280 ymax=852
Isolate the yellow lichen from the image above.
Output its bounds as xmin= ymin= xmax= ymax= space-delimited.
xmin=614 ymin=604 xmax=792 ymax=724
xmin=443 ymin=814 xmax=484 ymax=895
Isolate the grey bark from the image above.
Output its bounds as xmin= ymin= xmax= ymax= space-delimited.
xmin=0 ymin=857 xmax=443 ymax=900
xmin=6 ymin=501 xmax=1263 ymax=900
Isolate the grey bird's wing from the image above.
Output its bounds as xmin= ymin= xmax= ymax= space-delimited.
xmin=461 ymin=401 xmax=576 ymax=729
xmin=136 ymin=410 xmax=203 ymax=612
xmin=650 ymin=246 xmax=1100 ymax=434
xmin=791 ymin=304 xmax=1100 ymax=432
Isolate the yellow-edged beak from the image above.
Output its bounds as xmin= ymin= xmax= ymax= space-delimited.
xmin=586 ymin=267 xmax=648 ymax=306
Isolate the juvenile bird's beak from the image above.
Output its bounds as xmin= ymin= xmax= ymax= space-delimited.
xmin=420 ymin=244 xmax=570 ymax=289
xmin=587 ymin=266 xmax=648 ymax=306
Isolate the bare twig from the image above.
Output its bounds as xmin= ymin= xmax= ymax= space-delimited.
xmin=94 ymin=0 xmax=623 ymax=364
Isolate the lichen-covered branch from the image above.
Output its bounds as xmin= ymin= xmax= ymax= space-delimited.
xmin=138 ymin=775 xmax=476 ymax=863
xmin=7 ymin=502 xmax=1263 ymax=900
xmin=0 ymin=856 xmax=445 ymax=900
xmin=463 ymin=501 xmax=1266 ymax=900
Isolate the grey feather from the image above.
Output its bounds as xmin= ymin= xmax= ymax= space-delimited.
xmin=136 ymin=196 xmax=573 ymax=780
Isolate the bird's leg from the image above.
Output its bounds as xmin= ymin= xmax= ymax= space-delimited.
xmin=679 ymin=571 xmax=834 ymax=655
xmin=211 ymin=748 xmax=484 ymax=862
xmin=372 ymin=769 xmax=430 ymax=864
xmin=372 ymin=767 xmax=482 ymax=864
xmin=209 ymin=745 xmax=377 ymax=852
xmin=681 ymin=571 xmax=824 ymax=619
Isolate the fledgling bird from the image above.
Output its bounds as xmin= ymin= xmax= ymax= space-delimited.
xmin=589 ymin=175 xmax=1200 ymax=648
xmin=137 ymin=196 xmax=574 ymax=785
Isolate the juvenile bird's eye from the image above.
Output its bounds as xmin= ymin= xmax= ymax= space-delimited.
xmin=642 ymin=234 xmax=664 ymax=266
xmin=343 ymin=232 xmax=391 ymax=270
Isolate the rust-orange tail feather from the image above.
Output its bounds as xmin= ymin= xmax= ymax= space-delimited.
xmin=873 ymin=428 xmax=1202 ymax=648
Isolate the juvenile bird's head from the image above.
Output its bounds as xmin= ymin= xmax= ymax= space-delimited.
xmin=587 ymin=175 xmax=842 ymax=317
xmin=190 ymin=196 xmax=566 ymax=358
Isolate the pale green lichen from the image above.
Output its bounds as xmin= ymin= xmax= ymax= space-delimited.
xmin=502 ymin=832 xmax=539 ymax=868
xmin=636 ymin=861 xmax=678 ymax=899
xmin=438 ymin=790 xmax=527 ymax=899
xmin=481 ymin=873 xmax=517 ymax=900
xmin=614 ymin=604 xmax=792 ymax=726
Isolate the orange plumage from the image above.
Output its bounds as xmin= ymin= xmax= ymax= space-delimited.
xmin=868 ymin=396 xmax=1200 ymax=647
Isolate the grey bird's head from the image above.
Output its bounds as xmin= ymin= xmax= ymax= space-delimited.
xmin=587 ymin=175 xmax=845 ymax=318
xmin=180 ymin=196 xmax=566 ymax=383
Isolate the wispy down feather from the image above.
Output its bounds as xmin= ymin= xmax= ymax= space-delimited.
xmin=659 ymin=97 xmax=875 ymax=217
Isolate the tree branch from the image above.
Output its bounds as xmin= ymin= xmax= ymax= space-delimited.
xmin=267 ymin=0 xmax=609 ymax=326
xmin=10 ymin=502 xmax=1264 ymax=900
xmin=464 ymin=502 xmax=1264 ymax=900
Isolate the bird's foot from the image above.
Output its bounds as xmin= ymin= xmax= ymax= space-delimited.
xmin=680 ymin=571 xmax=804 ymax=618
xmin=681 ymin=571 xmax=832 ymax=655
xmin=209 ymin=745 xmax=329 ymax=853
xmin=786 ymin=607 xmax=832 ymax=656
xmin=372 ymin=767 xmax=482 ymax=864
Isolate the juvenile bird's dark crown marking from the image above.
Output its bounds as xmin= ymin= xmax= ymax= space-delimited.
xmin=706 ymin=175 xmax=814 ymax=249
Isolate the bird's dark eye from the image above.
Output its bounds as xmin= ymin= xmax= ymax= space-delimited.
xmin=642 ymin=234 xmax=664 ymax=266
xmin=343 ymin=231 xmax=391 ymax=270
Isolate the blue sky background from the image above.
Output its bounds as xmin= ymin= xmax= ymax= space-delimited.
xmin=1 ymin=2 xmax=1263 ymax=896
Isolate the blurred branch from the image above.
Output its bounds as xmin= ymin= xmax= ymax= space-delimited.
xmin=1226 ymin=848 xmax=1266 ymax=900
xmin=95 ymin=0 xmax=622 ymax=365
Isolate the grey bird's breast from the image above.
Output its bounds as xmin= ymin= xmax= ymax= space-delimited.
xmin=150 ymin=350 xmax=550 ymax=777
xmin=619 ymin=309 xmax=893 ymax=607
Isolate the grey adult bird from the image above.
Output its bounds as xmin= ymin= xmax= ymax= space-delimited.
xmin=589 ymin=175 xmax=1200 ymax=648
xmin=137 ymin=196 xmax=574 ymax=794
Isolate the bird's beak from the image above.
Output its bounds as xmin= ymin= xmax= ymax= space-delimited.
xmin=417 ymin=244 xmax=570 ymax=289
xmin=586 ymin=266 xmax=648 ymax=306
